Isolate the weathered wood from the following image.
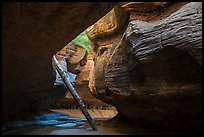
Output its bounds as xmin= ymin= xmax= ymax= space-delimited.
xmin=52 ymin=55 xmax=97 ymax=131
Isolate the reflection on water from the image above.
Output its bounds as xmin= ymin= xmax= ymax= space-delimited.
xmin=2 ymin=109 xmax=119 ymax=135
xmin=3 ymin=112 xmax=87 ymax=130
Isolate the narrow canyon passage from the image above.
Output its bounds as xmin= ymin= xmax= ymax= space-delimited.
xmin=2 ymin=2 xmax=202 ymax=135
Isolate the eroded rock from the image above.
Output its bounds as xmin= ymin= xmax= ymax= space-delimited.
xmin=87 ymin=2 xmax=202 ymax=133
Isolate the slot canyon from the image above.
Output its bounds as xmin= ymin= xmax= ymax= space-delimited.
xmin=2 ymin=2 xmax=202 ymax=135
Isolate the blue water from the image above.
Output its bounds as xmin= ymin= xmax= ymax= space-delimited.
xmin=3 ymin=112 xmax=87 ymax=130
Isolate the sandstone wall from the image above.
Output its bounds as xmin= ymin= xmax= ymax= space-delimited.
xmin=2 ymin=2 xmax=116 ymax=124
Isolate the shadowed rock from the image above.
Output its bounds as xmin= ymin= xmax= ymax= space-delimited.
xmin=2 ymin=2 xmax=116 ymax=124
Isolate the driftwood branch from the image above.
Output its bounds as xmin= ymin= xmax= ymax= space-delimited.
xmin=52 ymin=55 xmax=97 ymax=131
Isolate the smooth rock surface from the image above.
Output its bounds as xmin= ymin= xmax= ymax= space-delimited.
xmin=2 ymin=2 xmax=116 ymax=124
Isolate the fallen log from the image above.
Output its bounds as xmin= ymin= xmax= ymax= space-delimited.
xmin=52 ymin=55 xmax=97 ymax=131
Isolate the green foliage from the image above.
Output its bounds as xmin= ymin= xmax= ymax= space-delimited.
xmin=72 ymin=31 xmax=93 ymax=55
